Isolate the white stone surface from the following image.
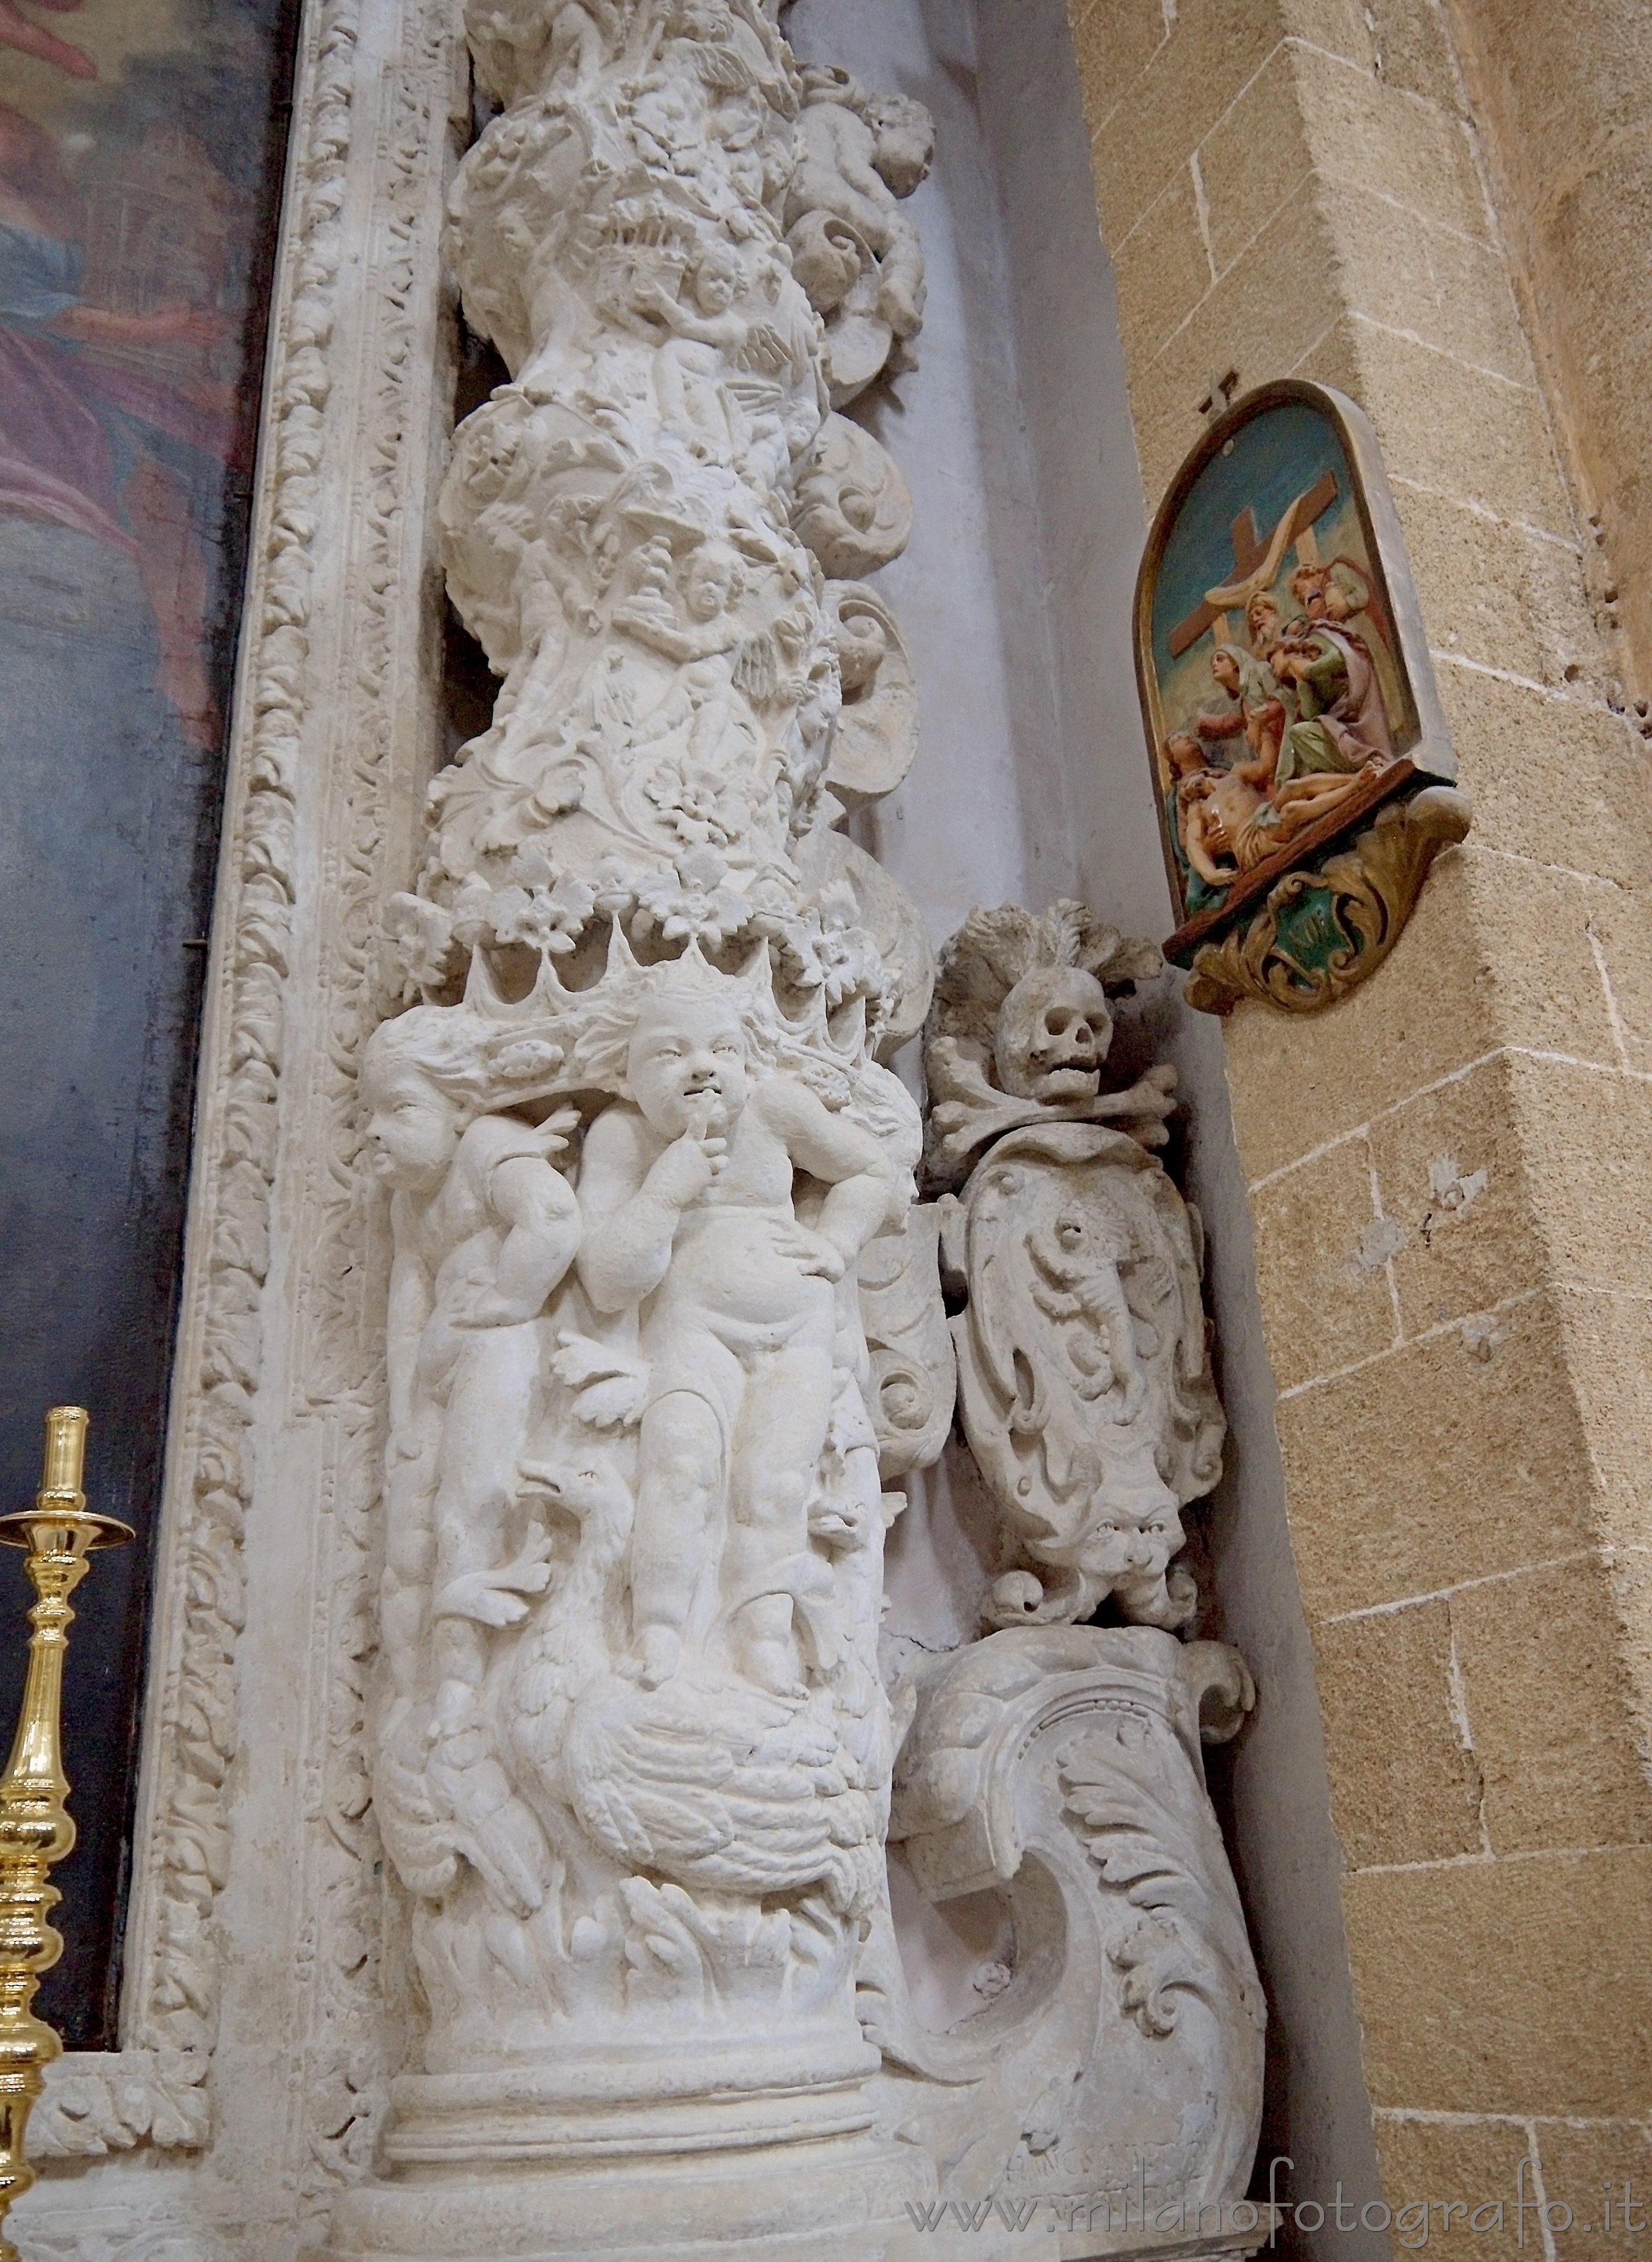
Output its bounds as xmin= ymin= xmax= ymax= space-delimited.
xmin=876 ymin=1625 xmax=1264 ymax=2222
xmin=19 ymin=4 xmax=1302 ymax=2257
xmin=328 ymin=1 xmax=944 ymax=2247
xmin=923 ymin=900 xmax=1223 ymax=1633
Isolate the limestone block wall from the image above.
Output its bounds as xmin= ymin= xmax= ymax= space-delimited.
xmin=1065 ymin=0 xmax=1652 ymax=2229
xmin=1442 ymin=0 xmax=1652 ymax=701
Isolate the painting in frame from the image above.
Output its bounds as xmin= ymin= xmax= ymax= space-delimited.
xmin=0 ymin=0 xmax=300 ymax=2044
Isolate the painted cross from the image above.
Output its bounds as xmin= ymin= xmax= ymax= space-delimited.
xmin=1167 ymin=467 xmax=1340 ymax=658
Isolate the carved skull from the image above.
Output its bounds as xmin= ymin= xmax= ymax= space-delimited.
xmin=993 ymin=966 xmax=1114 ymax=1104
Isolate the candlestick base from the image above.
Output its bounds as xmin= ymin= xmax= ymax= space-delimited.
xmin=0 ymin=1409 xmax=132 ymax=2260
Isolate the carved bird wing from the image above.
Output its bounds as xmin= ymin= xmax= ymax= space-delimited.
xmin=566 ymin=1676 xmax=869 ymax=1904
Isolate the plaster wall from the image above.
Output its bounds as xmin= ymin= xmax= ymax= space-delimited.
xmin=1063 ymin=0 xmax=1652 ymax=2237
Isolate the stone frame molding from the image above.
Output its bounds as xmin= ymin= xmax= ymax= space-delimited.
xmin=30 ymin=0 xmax=464 ymax=2205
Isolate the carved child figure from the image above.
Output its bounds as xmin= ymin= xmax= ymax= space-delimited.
xmin=362 ymin=1009 xmax=581 ymax=1742
xmin=787 ymin=67 xmax=933 ymax=345
xmin=575 ymin=964 xmax=895 ymax=1695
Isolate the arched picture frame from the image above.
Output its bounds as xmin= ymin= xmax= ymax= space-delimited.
xmin=1135 ymin=380 xmax=1468 ymax=1013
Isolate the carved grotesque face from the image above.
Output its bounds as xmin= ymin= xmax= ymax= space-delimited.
xmin=994 ymin=967 xmax=1114 ymax=1103
xmin=627 ymin=995 xmax=749 ymax=1140
xmin=362 ymin=1061 xmax=463 ymax=1193
xmin=1077 ymin=1455 xmax=1184 ymax=1601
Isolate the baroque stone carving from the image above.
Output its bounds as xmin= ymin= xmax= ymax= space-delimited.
xmin=873 ymin=1628 xmax=1264 ymax=2228
xmin=326 ymin=4 xmax=944 ymax=2250
xmin=30 ymin=0 xmax=468 ymax=2208
xmin=923 ymin=903 xmax=1223 ymax=1634
xmin=24 ymin=0 xmax=1267 ymax=2244
xmin=946 ymin=1124 xmax=1224 ymax=1632
xmin=859 ymin=1202 xmax=956 ymax=1481
xmin=785 ymin=64 xmax=933 ymax=407
xmin=923 ymin=901 xmax=1177 ymax=1189
xmin=358 ymin=942 xmax=916 ymax=2065
xmin=32 ymin=2050 xmax=210 ymax=2158
xmin=35 ymin=0 xmax=372 ymax=2160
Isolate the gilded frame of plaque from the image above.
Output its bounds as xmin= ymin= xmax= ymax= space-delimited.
xmin=1134 ymin=380 xmax=1469 ymax=1014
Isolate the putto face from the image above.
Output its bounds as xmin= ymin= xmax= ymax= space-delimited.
xmin=362 ymin=1060 xmax=463 ymax=1192
xmin=693 ymin=258 xmax=738 ymax=314
xmin=684 ymin=546 xmax=738 ymax=621
xmin=626 ymin=995 xmax=750 ymax=1139
xmin=995 ymin=966 xmax=1114 ymax=1104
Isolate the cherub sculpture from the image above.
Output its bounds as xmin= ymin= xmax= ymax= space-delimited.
xmin=783 ymin=65 xmax=934 ymax=404
xmin=360 ymin=1002 xmax=579 ymax=1914
xmin=572 ymin=943 xmax=900 ymax=1694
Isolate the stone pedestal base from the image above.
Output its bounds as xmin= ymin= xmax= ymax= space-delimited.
xmin=382 ymin=2029 xmax=879 ymax=2166
xmin=315 ymin=2130 xmax=932 ymax=2261
xmin=317 ymin=2158 xmax=1271 ymax=2262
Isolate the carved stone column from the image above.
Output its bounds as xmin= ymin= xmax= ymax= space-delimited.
xmin=322 ymin=4 xmax=937 ymax=2253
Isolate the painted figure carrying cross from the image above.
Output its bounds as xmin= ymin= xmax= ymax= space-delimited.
xmin=1168 ymin=469 xmax=1339 ymax=658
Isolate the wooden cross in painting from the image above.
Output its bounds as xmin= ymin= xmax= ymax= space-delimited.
xmin=1167 ymin=468 xmax=1339 ymax=657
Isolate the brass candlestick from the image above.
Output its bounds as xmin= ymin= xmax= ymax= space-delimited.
xmin=0 ymin=1408 xmax=132 ymax=2261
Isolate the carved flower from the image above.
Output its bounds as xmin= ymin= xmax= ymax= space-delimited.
xmin=755 ymin=881 xmax=886 ymax=1011
xmin=810 ymin=901 xmax=884 ymax=1009
xmin=449 ymin=868 xmax=596 ymax=954
xmin=632 ymin=848 xmax=750 ymax=948
xmin=383 ymin=892 xmax=459 ymax=1001
xmin=643 ymin=757 xmax=748 ymax=849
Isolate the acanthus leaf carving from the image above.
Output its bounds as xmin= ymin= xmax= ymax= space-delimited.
xmin=33 ymin=2050 xmax=210 ymax=2159
xmin=877 ymin=1627 xmax=1264 ymax=2219
xmin=1182 ymin=782 xmax=1472 ymax=1013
